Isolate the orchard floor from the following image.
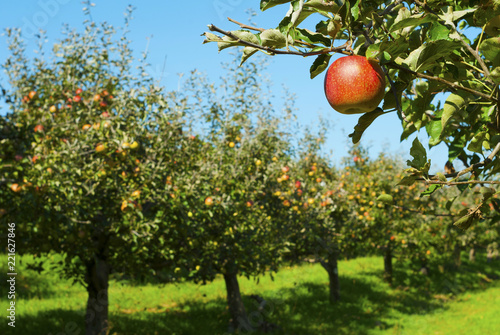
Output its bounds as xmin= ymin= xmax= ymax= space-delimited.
xmin=1 ymin=254 xmax=499 ymax=335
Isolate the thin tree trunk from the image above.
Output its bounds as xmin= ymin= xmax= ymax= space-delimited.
xmin=469 ymin=248 xmax=476 ymax=262
xmin=321 ymin=251 xmax=340 ymax=303
xmin=223 ymin=270 xmax=251 ymax=333
xmin=383 ymin=246 xmax=393 ymax=285
xmin=85 ymin=222 xmax=110 ymax=335
xmin=85 ymin=254 xmax=109 ymax=335
xmin=453 ymin=242 xmax=462 ymax=268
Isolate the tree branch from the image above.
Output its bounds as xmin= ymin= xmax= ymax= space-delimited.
xmin=423 ymin=141 xmax=500 ymax=182
xmin=206 ymin=24 xmax=351 ymax=57
xmin=227 ymin=17 xmax=265 ymax=32
xmin=387 ymin=62 xmax=499 ymax=103
xmin=426 ymin=180 xmax=500 ymax=186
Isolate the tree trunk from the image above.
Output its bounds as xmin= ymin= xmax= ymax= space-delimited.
xmin=85 ymin=254 xmax=109 ymax=335
xmin=85 ymin=222 xmax=110 ymax=335
xmin=223 ymin=270 xmax=251 ymax=333
xmin=383 ymin=246 xmax=393 ymax=285
xmin=321 ymin=251 xmax=340 ymax=303
xmin=469 ymin=248 xmax=476 ymax=262
xmin=453 ymin=242 xmax=462 ymax=268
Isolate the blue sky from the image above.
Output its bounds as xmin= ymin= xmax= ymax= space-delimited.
xmin=0 ymin=0 xmax=449 ymax=170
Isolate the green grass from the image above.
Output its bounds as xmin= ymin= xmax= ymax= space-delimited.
xmin=0 ymin=253 xmax=499 ymax=335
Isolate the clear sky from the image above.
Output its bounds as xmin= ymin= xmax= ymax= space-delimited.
xmin=0 ymin=0 xmax=449 ymax=170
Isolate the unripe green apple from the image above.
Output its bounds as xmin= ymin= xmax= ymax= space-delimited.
xmin=324 ymin=55 xmax=386 ymax=114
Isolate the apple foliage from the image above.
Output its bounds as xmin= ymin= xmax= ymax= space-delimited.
xmin=203 ymin=0 xmax=500 ymax=229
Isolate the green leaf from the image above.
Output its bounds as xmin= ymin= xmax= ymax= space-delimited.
xmin=389 ymin=13 xmax=437 ymax=33
xmin=366 ymin=43 xmax=380 ymax=59
xmin=310 ymin=53 xmax=332 ymax=79
xmin=305 ymin=0 xmax=342 ymax=12
xmin=421 ymin=184 xmax=441 ymax=196
xmin=489 ymin=67 xmax=500 ymax=84
xmin=479 ymin=37 xmax=500 ymax=67
xmin=407 ymin=137 xmax=428 ymax=171
xmin=414 ymin=80 xmax=429 ymax=97
xmin=441 ymin=92 xmax=472 ymax=131
xmin=467 ymin=130 xmax=488 ymax=154
xmin=426 ymin=119 xmax=442 ymax=147
xmin=351 ymin=0 xmax=361 ymax=20
xmin=377 ymin=194 xmax=393 ymax=204
xmin=453 ymin=215 xmax=474 ymax=230
xmin=403 ymin=40 xmax=461 ymax=72
xmin=260 ymin=0 xmax=293 ymax=11
xmin=398 ymin=175 xmax=417 ymax=186
xmin=480 ymin=188 xmax=496 ymax=206
xmin=440 ymin=6 xmax=476 ymax=25
xmin=217 ymin=30 xmax=259 ymax=52
xmin=240 ymin=47 xmax=259 ymax=66
xmin=260 ymin=29 xmax=290 ymax=48
xmin=348 ymin=108 xmax=385 ymax=144
xmin=295 ymin=28 xmax=331 ymax=47
xmin=428 ymin=22 xmax=451 ymax=41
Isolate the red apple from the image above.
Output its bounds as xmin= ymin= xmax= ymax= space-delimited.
xmin=324 ymin=55 xmax=386 ymax=114
xmin=73 ymin=95 xmax=82 ymax=103
xmin=75 ymin=88 xmax=83 ymax=95
xmin=34 ymin=124 xmax=44 ymax=132
xmin=205 ymin=196 xmax=214 ymax=206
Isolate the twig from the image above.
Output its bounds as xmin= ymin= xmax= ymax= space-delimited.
xmin=227 ymin=17 xmax=264 ymax=32
xmin=455 ymin=141 xmax=500 ymax=179
xmin=426 ymin=180 xmax=500 ymax=186
xmin=387 ymin=62 xmax=499 ymax=103
xmin=423 ymin=141 xmax=500 ymax=182
xmin=207 ymin=24 xmax=351 ymax=57
xmin=379 ymin=0 xmax=405 ymax=16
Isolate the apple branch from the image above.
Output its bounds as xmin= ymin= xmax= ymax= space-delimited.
xmin=421 ymin=141 xmax=500 ymax=184
xmin=206 ymin=24 xmax=351 ymax=57
xmin=387 ymin=63 xmax=499 ymax=103
xmin=227 ymin=17 xmax=265 ymax=32
xmin=426 ymin=180 xmax=500 ymax=186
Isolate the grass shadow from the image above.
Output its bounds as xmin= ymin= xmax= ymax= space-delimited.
xmin=2 ymin=256 xmax=498 ymax=335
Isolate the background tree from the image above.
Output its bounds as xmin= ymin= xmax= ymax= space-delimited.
xmin=147 ymin=55 xmax=297 ymax=332
xmin=0 ymin=10 xmax=191 ymax=335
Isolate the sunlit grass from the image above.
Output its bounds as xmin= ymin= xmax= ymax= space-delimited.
xmin=0 ymin=253 xmax=498 ymax=334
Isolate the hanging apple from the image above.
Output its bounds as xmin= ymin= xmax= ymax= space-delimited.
xmin=324 ymin=55 xmax=386 ymax=114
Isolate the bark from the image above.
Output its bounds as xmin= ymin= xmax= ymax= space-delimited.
xmin=85 ymin=254 xmax=110 ymax=335
xmin=84 ymin=223 xmax=110 ymax=335
xmin=223 ymin=270 xmax=251 ymax=333
xmin=320 ymin=251 xmax=340 ymax=303
xmin=453 ymin=242 xmax=462 ymax=268
xmin=469 ymin=248 xmax=476 ymax=262
xmin=383 ymin=246 xmax=393 ymax=285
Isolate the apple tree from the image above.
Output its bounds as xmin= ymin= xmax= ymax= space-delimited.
xmin=146 ymin=55 xmax=297 ymax=332
xmin=0 ymin=11 xmax=192 ymax=335
xmin=203 ymin=0 xmax=500 ymax=229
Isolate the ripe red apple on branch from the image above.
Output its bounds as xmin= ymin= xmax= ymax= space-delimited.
xmin=324 ymin=55 xmax=386 ymax=114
